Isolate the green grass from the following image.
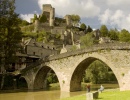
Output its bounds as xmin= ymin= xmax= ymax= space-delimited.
xmin=58 ymin=89 xmax=130 ymax=100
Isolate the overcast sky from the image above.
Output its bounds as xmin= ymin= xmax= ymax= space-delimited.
xmin=15 ymin=0 xmax=130 ymax=31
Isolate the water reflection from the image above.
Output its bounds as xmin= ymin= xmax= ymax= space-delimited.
xmin=0 ymin=84 xmax=119 ymax=100
xmin=0 ymin=90 xmax=86 ymax=100
xmin=0 ymin=90 xmax=60 ymax=100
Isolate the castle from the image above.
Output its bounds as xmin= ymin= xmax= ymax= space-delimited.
xmin=31 ymin=4 xmax=85 ymax=47
xmin=41 ymin=4 xmax=71 ymax=26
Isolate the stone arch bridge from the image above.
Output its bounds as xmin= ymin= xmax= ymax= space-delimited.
xmin=20 ymin=43 xmax=130 ymax=92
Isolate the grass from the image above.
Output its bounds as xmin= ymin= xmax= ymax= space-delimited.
xmin=58 ymin=89 xmax=130 ymax=100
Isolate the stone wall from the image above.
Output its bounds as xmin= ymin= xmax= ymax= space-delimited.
xmin=51 ymin=27 xmax=66 ymax=34
xmin=26 ymin=44 xmax=58 ymax=58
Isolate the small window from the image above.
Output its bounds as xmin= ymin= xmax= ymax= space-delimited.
xmin=33 ymin=52 xmax=35 ymax=55
xmin=41 ymin=45 xmax=44 ymax=48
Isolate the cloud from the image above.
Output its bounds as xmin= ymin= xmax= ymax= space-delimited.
xmin=16 ymin=0 xmax=130 ymax=31
xmin=98 ymin=9 xmax=130 ymax=31
xmin=98 ymin=9 xmax=111 ymax=24
xmin=106 ymin=0 xmax=130 ymax=6
xmin=20 ymin=14 xmax=34 ymax=22
xmin=110 ymin=10 xmax=124 ymax=25
xmin=37 ymin=0 xmax=100 ymax=18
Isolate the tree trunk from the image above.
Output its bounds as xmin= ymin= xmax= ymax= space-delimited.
xmin=1 ymin=74 xmax=5 ymax=90
xmin=0 ymin=65 xmax=6 ymax=90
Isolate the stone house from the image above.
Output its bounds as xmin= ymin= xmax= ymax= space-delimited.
xmin=99 ymin=37 xmax=111 ymax=44
xmin=5 ymin=38 xmax=59 ymax=72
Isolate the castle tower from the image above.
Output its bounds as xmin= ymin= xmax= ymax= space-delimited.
xmin=42 ymin=4 xmax=55 ymax=26
xmin=34 ymin=19 xmax=40 ymax=32
xmin=50 ymin=8 xmax=55 ymax=26
xmin=64 ymin=15 xmax=71 ymax=26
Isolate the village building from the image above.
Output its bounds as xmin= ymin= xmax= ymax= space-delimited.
xmin=99 ymin=37 xmax=111 ymax=44
xmin=3 ymin=38 xmax=59 ymax=73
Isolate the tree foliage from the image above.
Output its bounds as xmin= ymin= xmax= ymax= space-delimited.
xmin=33 ymin=14 xmax=38 ymax=23
xmin=87 ymin=25 xmax=93 ymax=33
xmin=100 ymin=25 xmax=109 ymax=37
xmin=84 ymin=60 xmax=116 ymax=84
xmin=39 ymin=14 xmax=47 ymax=23
xmin=70 ymin=14 xmax=80 ymax=26
xmin=47 ymin=73 xmax=58 ymax=84
xmin=21 ymin=24 xmax=34 ymax=32
xmin=80 ymin=32 xmax=94 ymax=48
xmin=109 ymin=29 xmax=119 ymax=40
xmin=0 ymin=0 xmax=22 ymax=69
xmin=119 ymin=29 xmax=130 ymax=42
xmin=16 ymin=18 xmax=30 ymax=26
xmin=80 ymin=23 xmax=86 ymax=30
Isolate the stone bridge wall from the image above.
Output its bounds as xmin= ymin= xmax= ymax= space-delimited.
xmin=21 ymin=43 xmax=130 ymax=92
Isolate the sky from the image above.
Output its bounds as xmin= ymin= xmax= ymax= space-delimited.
xmin=15 ymin=0 xmax=130 ymax=31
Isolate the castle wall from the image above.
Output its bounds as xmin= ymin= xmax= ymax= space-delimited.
xmin=51 ymin=27 xmax=65 ymax=34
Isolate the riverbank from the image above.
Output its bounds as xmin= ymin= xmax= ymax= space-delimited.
xmin=59 ymin=89 xmax=130 ymax=100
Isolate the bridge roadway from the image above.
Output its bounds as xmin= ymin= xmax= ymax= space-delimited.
xmin=20 ymin=43 xmax=130 ymax=92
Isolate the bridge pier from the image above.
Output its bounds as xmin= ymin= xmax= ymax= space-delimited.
xmin=21 ymin=73 xmax=35 ymax=90
xmin=119 ymin=68 xmax=130 ymax=91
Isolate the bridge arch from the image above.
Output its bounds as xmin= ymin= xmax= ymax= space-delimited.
xmin=70 ymin=55 xmax=118 ymax=91
xmin=33 ymin=65 xmax=59 ymax=90
xmin=18 ymin=76 xmax=28 ymax=89
xmin=47 ymin=50 xmax=127 ymax=92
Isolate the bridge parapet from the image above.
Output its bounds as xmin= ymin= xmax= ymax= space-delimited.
xmin=48 ymin=42 xmax=130 ymax=61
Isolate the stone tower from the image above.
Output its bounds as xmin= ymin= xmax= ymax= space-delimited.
xmin=34 ymin=19 xmax=40 ymax=32
xmin=64 ymin=15 xmax=71 ymax=26
xmin=42 ymin=4 xmax=55 ymax=26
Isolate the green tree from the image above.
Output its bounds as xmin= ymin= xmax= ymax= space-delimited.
xmin=85 ymin=60 xmax=109 ymax=84
xmin=80 ymin=23 xmax=86 ymax=30
xmin=37 ymin=31 xmax=46 ymax=42
xmin=0 ymin=0 xmax=22 ymax=89
xmin=100 ymin=25 xmax=109 ymax=37
xmin=70 ymin=14 xmax=80 ymax=26
xmin=33 ymin=14 xmax=38 ymax=23
xmin=39 ymin=14 xmax=47 ymax=23
xmin=87 ymin=25 xmax=93 ymax=33
xmin=119 ymin=29 xmax=130 ymax=42
xmin=109 ymin=29 xmax=119 ymax=40
xmin=80 ymin=32 xmax=94 ymax=48
xmin=21 ymin=24 xmax=34 ymax=32
xmin=47 ymin=73 xmax=58 ymax=84
xmin=17 ymin=18 xmax=29 ymax=26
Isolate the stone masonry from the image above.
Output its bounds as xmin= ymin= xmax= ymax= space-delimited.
xmin=21 ymin=43 xmax=130 ymax=92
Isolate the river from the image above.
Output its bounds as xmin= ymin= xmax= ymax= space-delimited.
xmin=0 ymin=83 xmax=119 ymax=100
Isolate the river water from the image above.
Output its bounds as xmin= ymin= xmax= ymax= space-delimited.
xmin=0 ymin=84 xmax=119 ymax=100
